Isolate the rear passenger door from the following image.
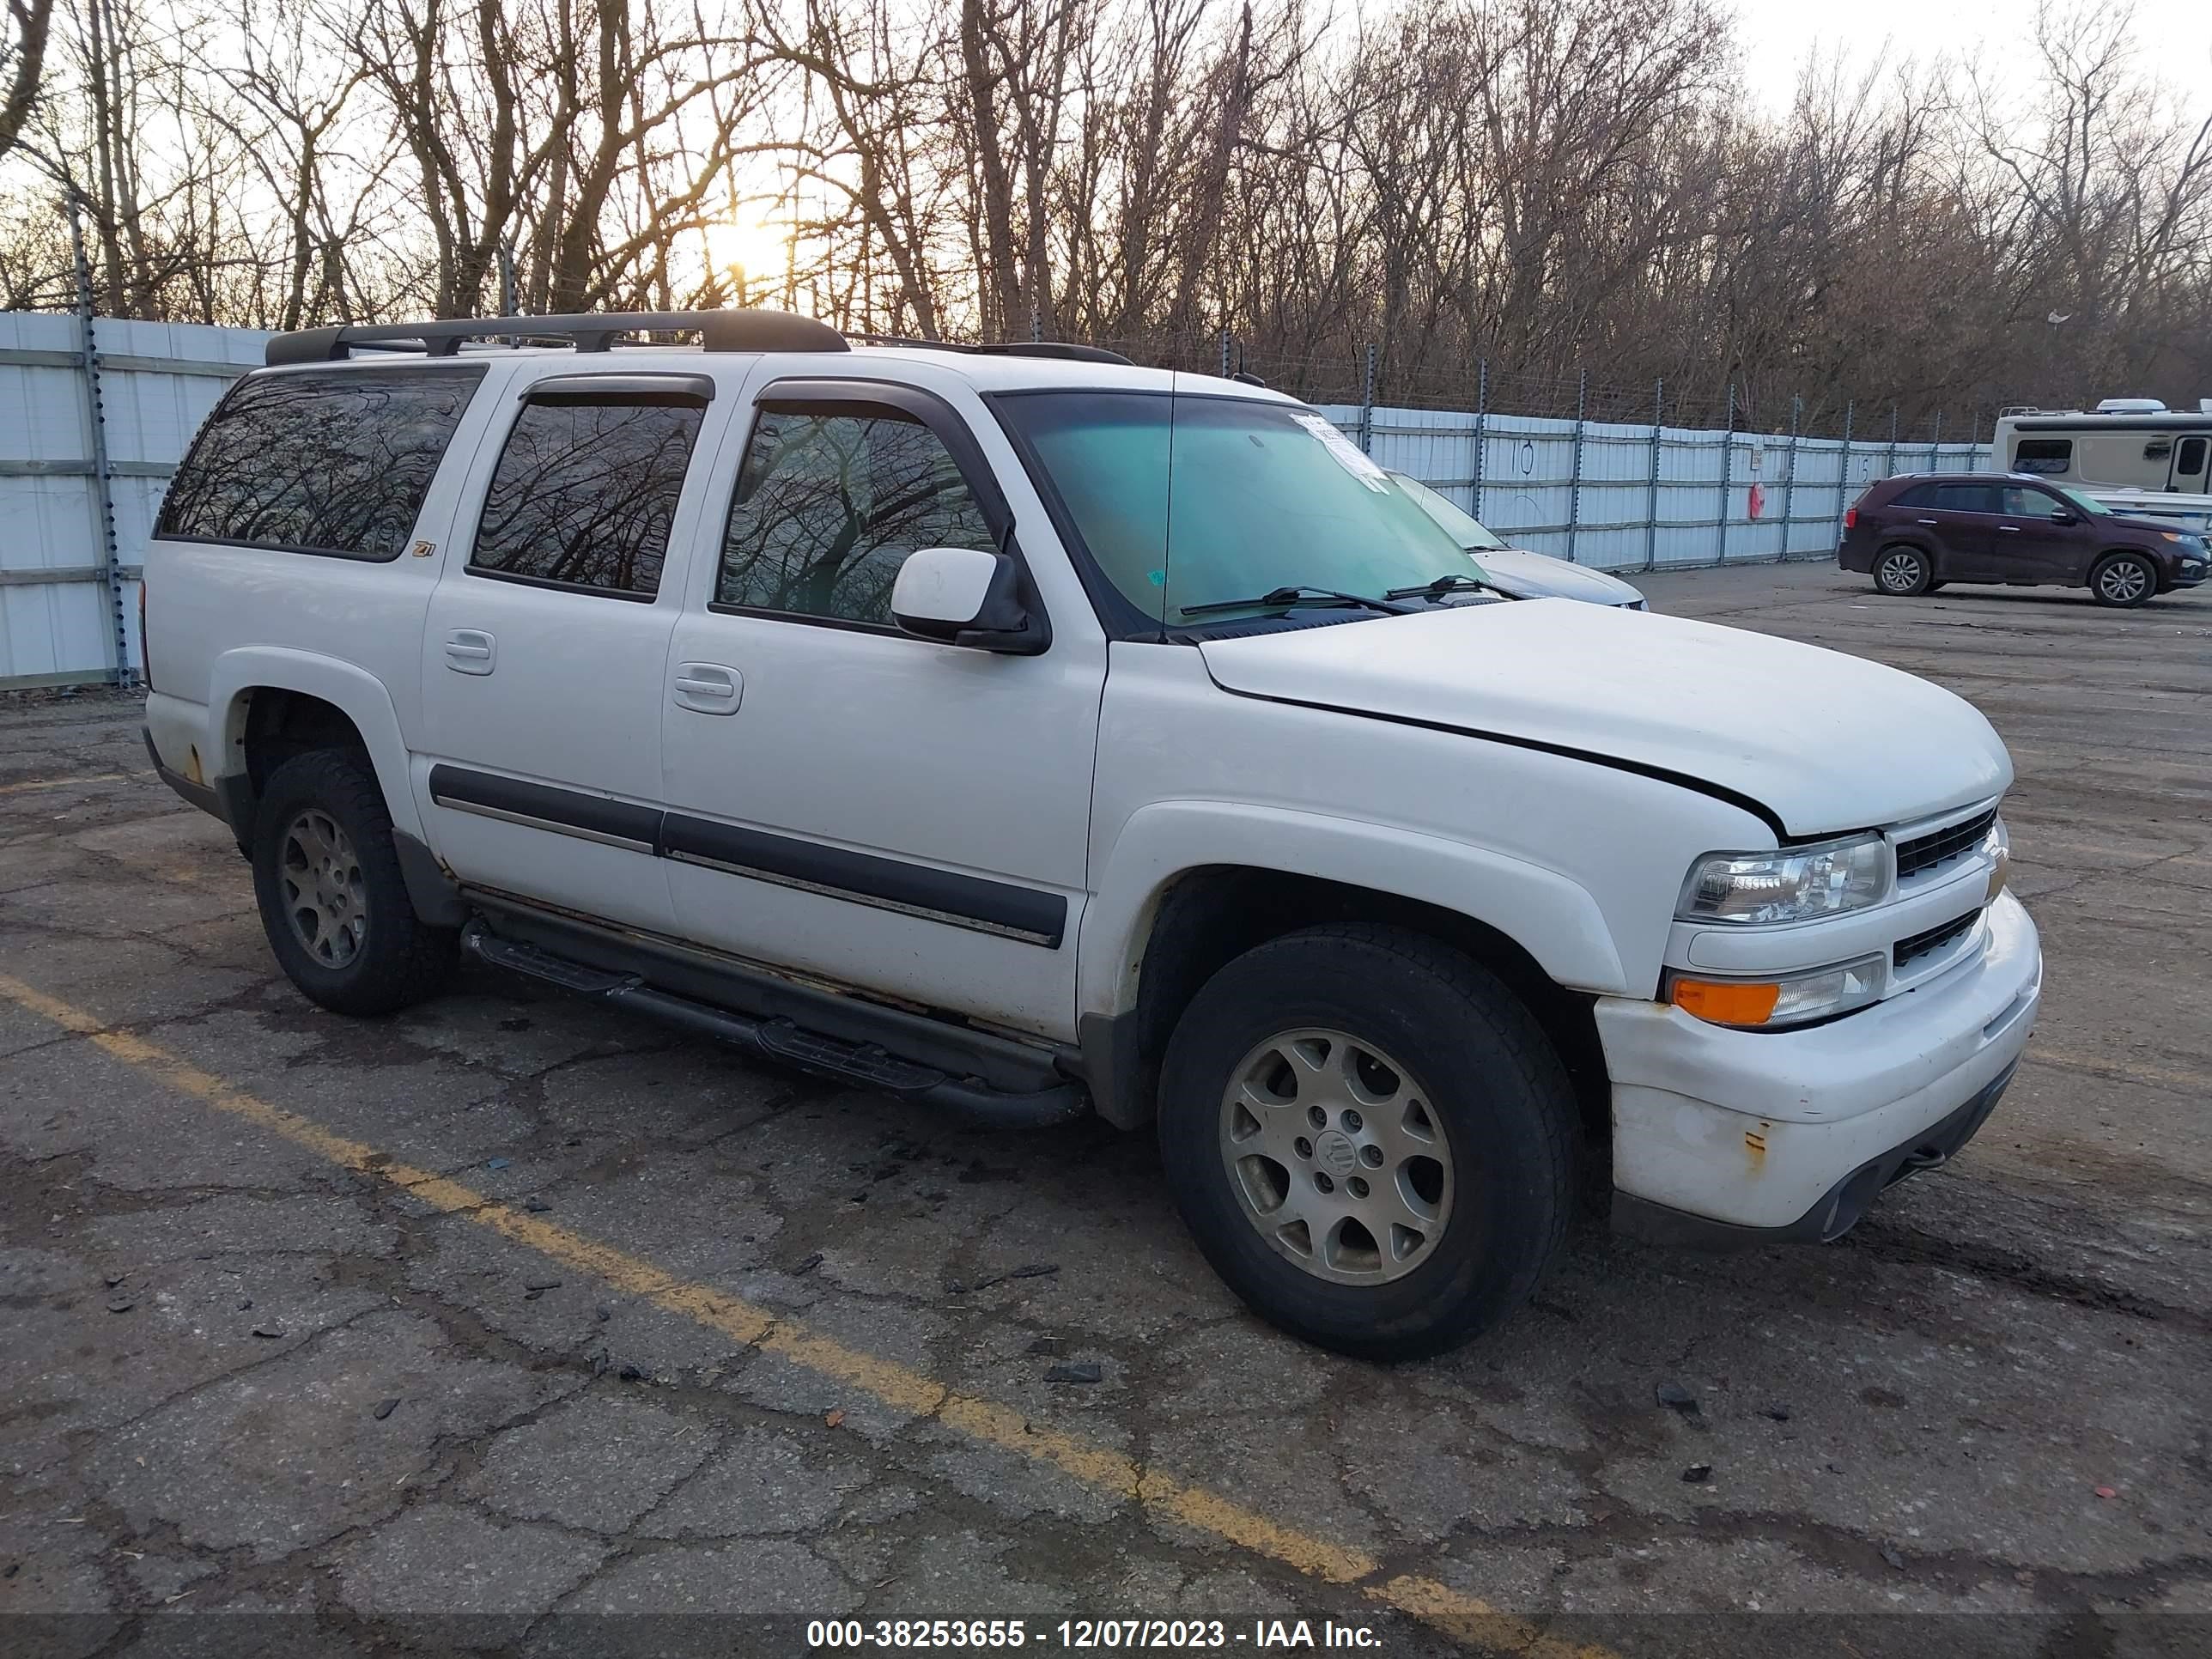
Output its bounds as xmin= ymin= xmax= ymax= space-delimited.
xmin=413 ymin=368 xmax=726 ymax=933
xmin=1915 ymin=481 xmax=2002 ymax=579
xmin=657 ymin=378 xmax=1104 ymax=1041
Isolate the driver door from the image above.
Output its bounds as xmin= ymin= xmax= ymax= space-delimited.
xmin=657 ymin=379 xmax=1103 ymax=1041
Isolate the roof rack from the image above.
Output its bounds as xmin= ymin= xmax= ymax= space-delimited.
xmin=264 ymin=308 xmax=848 ymax=367
xmin=849 ymin=333 xmax=1134 ymax=367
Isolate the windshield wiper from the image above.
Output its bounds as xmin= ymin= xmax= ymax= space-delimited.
xmin=1178 ymin=585 xmax=1411 ymax=618
xmin=1382 ymin=573 xmax=1507 ymax=602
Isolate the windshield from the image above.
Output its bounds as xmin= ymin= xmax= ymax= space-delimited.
xmin=997 ymin=390 xmax=1478 ymax=627
xmin=2048 ymin=483 xmax=2106 ymax=516
xmin=1388 ymin=471 xmax=1508 ymax=556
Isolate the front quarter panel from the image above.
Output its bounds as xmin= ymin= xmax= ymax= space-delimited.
xmin=1079 ymin=641 xmax=1775 ymax=1019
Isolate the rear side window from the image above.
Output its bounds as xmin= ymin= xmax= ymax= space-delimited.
xmin=2013 ymin=438 xmax=2071 ymax=475
xmin=156 ymin=368 xmax=483 ymax=559
xmin=469 ymin=396 xmax=705 ymax=598
xmin=1932 ymin=483 xmax=1999 ymax=514
xmin=1892 ymin=483 xmax=1940 ymax=507
xmin=715 ymin=410 xmax=994 ymax=626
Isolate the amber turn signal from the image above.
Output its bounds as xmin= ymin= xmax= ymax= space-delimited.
xmin=1668 ymin=977 xmax=1782 ymax=1026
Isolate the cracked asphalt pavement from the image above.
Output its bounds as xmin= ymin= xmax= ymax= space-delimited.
xmin=1 ymin=562 xmax=2207 ymax=1657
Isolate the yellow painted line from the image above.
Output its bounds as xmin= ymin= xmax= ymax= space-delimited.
xmin=0 ymin=971 xmax=1609 ymax=1658
xmin=0 ymin=771 xmax=130 ymax=797
xmin=2027 ymin=1046 xmax=2210 ymax=1096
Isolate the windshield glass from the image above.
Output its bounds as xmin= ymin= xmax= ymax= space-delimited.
xmin=2048 ymin=483 xmax=2106 ymax=516
xmin=1388 ymin=471 xmax=1507 ymax=556
xmin=998 ymin=391 xmax=1478 ymax=627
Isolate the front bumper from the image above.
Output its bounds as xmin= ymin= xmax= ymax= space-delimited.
xmin=1598 ymin=891 xmax=2040 ymax=1240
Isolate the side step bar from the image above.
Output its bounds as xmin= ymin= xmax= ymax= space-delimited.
xmin=462 ymin=925 xmax=1089 ymax=1127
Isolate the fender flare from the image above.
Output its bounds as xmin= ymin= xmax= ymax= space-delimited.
xmin=204 ymin=647 xmax=425 ymax=841
xmin=1076 ymin=799 xmax=1630 ymax=1022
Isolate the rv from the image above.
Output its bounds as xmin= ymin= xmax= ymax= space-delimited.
xmin=1990 ymin=399 xmax=2212 ymax=509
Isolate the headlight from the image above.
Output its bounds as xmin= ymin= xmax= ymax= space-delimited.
xmin=1677 ymin=835 xmax=1889 ymax=925
xmin=1668 ymin=955 xmax=1887 ymax=1030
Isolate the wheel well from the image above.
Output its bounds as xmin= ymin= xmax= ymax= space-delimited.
xmin=234 ymin=690 xmax=371 ymax=842
xmin=1123 ymin=867 xmax=1610 ymax=1171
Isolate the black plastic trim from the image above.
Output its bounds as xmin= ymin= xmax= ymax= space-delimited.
xmin=1206 ymin=683 xmax=1794 ymax=840
xmin=392 ymin=830 xmax=469 ymax=927
xmin=663 ymin=813 xmax=1066 ymax=947
xmin=1075 ymin=1009 xmax=1147 ymax=1129
xmin=459 ymin=564 xmax=661 ymax=602
xmin=463 ymin=895 xmax=1079 ymax=1108
xmin=265 ymin=309 xmax=848 ymax=365
xmin=426 ymin=765 xmax=661 ymax=848
xmin=143 ymin=727 xmax=225 ymax=822
xmin=744 ymin=379 xmax=1016 ymax=538
xmin=423 ymin=765 xmax=1066 ymax=946
xmin=522 ymin=373 xmax=715 ymax=406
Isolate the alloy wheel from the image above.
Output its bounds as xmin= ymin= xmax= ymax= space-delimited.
xmin=279 ymin=809 xmax=368 ymax=968
xmin=1218 ymin=1028 xmax=1455 ymax=1285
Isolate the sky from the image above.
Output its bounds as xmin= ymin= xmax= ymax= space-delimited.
xmin=1729 ymin=0 xmax=2212 ymax=118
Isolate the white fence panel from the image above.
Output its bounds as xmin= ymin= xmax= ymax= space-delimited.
xmin=1320 ymin=400 xmax=1991 ymax=573
xmin=1 ymin=312 xmax=264 ymax=689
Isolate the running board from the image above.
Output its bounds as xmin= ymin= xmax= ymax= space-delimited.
xmin=462 ymin=925 xmax=1088 ymax=1127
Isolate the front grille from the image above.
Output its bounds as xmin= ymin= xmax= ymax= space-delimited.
xmin=1895 ymin=807 xmax=1997 ymax=880
xmin=1894 ymin=908 xmax=1979 ymax=969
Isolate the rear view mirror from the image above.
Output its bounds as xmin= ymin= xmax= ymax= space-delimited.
xmin=891 ymin=546 xmax=1048 ymax=655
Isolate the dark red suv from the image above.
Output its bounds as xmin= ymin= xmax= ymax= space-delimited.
xmin=1838 ymin=472 xmax=2209 ymax=607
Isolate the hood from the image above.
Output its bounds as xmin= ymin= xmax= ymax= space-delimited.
xmin=1197 ymin=601 xmax=2010 ymax=838
xmin=1476 ymin=546 xmax=1645 ymax=605
xmin=2104 ymin=513 xmax=2194 ymax=539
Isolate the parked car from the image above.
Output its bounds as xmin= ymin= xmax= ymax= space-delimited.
xmin=143 ymin=310 xmax=2039 ymax=1358
xmin=1388 ymin=471 xmax=1649 ymax=608
xmin=1839 ymin=471 xmax=2209 ymax=606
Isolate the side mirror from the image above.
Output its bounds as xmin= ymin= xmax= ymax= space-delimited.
xmin=2049 ymin=509 xmax=2077 ymax=525
xmin=890 ymin=546 xmax=1048 ymax=655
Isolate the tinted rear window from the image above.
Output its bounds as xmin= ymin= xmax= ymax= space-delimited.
xmin=1932 ymin=483 xmax=2000 ymax=514
xmin=157 ymin=368 xmax=483 ymax=559
xmin=2013 ymin=438 xmax=2071 ymax=474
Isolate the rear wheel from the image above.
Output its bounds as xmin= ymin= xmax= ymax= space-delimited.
xmin=252 ymin=750 xmax=457 ymax=1015
xmin=1874 ymin=546 xmax=1931 ymax=595
xmin=2089 ymin=552 xmax=2154 ymax=608
xmin=1158 ymin=925 xmax=1575 ymax=1359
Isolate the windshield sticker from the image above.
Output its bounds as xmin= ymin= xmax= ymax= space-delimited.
xmin=1291 ymin=413 xmax=1392 ymax=491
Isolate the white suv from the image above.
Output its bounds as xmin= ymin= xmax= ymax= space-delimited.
xmin=141 ymin=310 xmax=2041 ymax=1358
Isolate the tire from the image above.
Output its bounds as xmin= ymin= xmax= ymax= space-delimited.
xmin=1925 ymin=580 xmax=1947 ymax=592
xmin=1157 ymin=924 xmax=1575 ymax=1360
xmin=1873 ymin=545 xmax=1931 ymax=595
xmin=2089 ymin=552 xmax=2155 ymax=608
xmin=251 ymin=750 xmax=458 ymax=1016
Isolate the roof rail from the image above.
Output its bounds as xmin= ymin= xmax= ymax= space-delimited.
xmin=264 ymin=309 xmax=848 ymax=367
xmin=850 ymin=333 xmax=1134 ymax=368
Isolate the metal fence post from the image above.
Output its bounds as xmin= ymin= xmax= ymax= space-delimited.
xmin=1566 ymin=369 xmax=1586 ymax=563
xmin=1930 ymin=410 xmax=1942 ymax=472
xmin=65 ymin=192 xmax=132 ymax=690
xmin=1717 ymin=382 xmax=1735 ymax=562
xmin=1838 ymin=400 xmax=1855 ymax=532
xmin=1218 ymin=329 xmax=1231 ymax=379
xmin=1471 ymin=359 xmax=1488 ymax=520
xmin=1783 ymin=396 xmax=1801 ymax=559
xmin=1887 ymin=406 xmax=1899 ymax=479
xmin=1358 ymin=344 xmax=1377 ymax=454
xmin=1644 ymin=379 xmax=1662 ymax=572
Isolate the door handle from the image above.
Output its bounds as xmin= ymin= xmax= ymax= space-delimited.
xmin=672 ymin=662 xmax=742 ymax=714
xmin=1996 ymin=524 xmax=2020 ymax=532
xmin=444 ymin=629 xmax=495 ymax=675
xmin=1915 ymin=518 xmax=1940 ymax=526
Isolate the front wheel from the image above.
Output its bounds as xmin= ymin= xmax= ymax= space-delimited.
xmin=2090 ymin=552 xmax=2154 ymax=608
xmin=1874 ymin=546 xmax=1931 ymax=595
xmin=1158 ymin=925 xmax=1575 ymax=1360
xmin=251 ymin=750 xmax=458 ymax=1016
